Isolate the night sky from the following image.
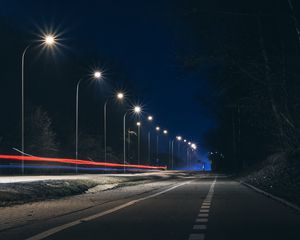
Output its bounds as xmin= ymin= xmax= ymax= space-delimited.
xmin=0 ymin=0 xmax=216 ymax=149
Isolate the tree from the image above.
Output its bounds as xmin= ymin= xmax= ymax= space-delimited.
xmin=26 ymin=106 xmax=59 ymax=156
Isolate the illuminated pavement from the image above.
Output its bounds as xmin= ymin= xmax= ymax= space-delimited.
xmin=0 ymin=172 xmax=299 ymax=240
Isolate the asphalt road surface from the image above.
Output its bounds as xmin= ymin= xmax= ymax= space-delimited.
xmin=1 ymin=172 xmax=299 ymax=240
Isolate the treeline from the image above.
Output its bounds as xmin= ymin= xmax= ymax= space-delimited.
xmin=177 ymin=0 xmax=300 ymax=172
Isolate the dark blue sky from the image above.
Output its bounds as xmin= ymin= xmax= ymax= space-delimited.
xmin=0 ymin=0 xmax=216 ymax=147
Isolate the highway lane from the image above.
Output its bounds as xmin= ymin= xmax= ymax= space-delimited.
xmin=1 ymin=173 xmax=300 ymax=240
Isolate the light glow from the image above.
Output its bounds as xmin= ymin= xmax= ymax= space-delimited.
xmin=94 ymin=71 xmax=102 ymax=79
xmin=156 ymin=126 xmax=160 ymax=131
xmin=163 ymin=130 xmax=168 ymax=134
xmin=176 ymin=136 xmax=182 ymax=141
xmin=137 ymin=121 xmax=141 ymax=126
xmin=44 ymin=35 xmax=55 ymax=45
xmin=134 ymin=106 xmax=141 ymax=113
xmin=148 ymin=116 xmax=153 ymax=121
xmin=117 ymin=92 xmax=124 ymax=100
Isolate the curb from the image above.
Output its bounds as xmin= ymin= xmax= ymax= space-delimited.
xmin=240 ymin=181 xmax=300 ymax=213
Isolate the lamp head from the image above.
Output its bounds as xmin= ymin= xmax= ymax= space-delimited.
xmin=117 ymin=92 xmax=124 ymax=100
xmin=44 ymin=34 xmax=56 ymax=46
xmin=94 ymin=71 xmax=102 ymax=79
xmin=134 ymin=106 xmax=141 ymax=114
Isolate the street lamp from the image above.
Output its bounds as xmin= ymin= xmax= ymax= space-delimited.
xmin=21 ymin=33 xmax=57 ymax=174
xmin=155 ymin=126 xmax=160 ymax=161
xmin=75 ymin=70 xmax=102 ymax=173
xmin=191 ymin=143 xmax=197 ymax=150
xmin=123 ymin=105 xmax=142 ymax=173
xmin=117 ymin=92 xmax=124 ymax=100
xmin=137 ymin=121 xmax=141 ymax=164
xmin=103 ymin=91 xmax=125 ymax=165
xmin=94 ymin=71 xmax=101 ymax=79
xmin=176 ymin=135 xmax=182 ymax=160
xmin=147 ymin=115 xmax=153 ymax=165
xmin=44 ymin=35 xmax=56 ymax=45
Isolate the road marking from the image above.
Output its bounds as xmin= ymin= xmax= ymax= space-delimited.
xmin=199 ymin=209 xmax=209 ymax=213
xmin=198 ymin=213 xmax=209 ymax=217
xmin=188 ymin=177 xmax=217 ymax=240
xmin=196 ymin=218 xmax=208 ymax=223
xmin=193 ymin=225 xmax=207 ymax=230
xmin=188 ymin=233 xmax=205 ymax=240
xmin=26 ymin=181 xmax=191 ymax=240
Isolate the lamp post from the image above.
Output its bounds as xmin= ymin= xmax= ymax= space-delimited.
xmin=21 ymin=34 xmax=56 ymax=174
xmin=123 ymin=105 xmax=141 ymax=173
xmin=162 ymin=129 xmax=168 ymax=167
xmin=104 ymin=92 xmax=124 ymax=165
xmin=190 ymin=143 xmax=197 ymax=169
xmin=188 ymin=142 xmax=192 ymax=169
xmin=137 ymin=121 xmax=141 ymax=164
xmin=176 ymin=135 xmax=182 ymax=157
xmin=155 ymin=126 xmax=160 ymax=162
xmin=75 ymin=71 xmax=102 ymax=173
xmin=147 ymin=115 xmax=153 ymax=165
xmin=171 ymin=139 xmax=174 ymax=169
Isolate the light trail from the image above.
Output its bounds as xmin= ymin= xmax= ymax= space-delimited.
xmin=0 ymin=155 xmax=167 ymax=170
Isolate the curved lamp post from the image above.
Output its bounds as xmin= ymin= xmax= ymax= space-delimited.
xmin=75 ymin=71 xmax=102 ymax=173
xmin=123 ymin=105 xmax=141 ymax=173
xmin=147 ymin=115 xmax=153 ymax=164
xmin=21 ymin=34 xmax=56 ymax=174
xmin=136 ymin=121 xmax=141 ymax=164
xmin=104 ymin=92 xmax=124 ymax=165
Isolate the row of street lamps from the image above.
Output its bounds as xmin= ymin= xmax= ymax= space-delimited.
xmin=20 ymin=33 xmax=197 ymax=173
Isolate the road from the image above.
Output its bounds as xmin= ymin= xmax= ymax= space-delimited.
xmin=0 ymin=172 xmax=299 ymax=240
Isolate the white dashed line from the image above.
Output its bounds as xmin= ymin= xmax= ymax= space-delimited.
xmin=198 ymin=213 xmax=209 ymax=217
xmin=193 ymin=225 xmax=207 ymax=230
xmin=199 ymin=209 xmax=209 ymax=213
xmin=188 ymin=233 xmax=205 ymax=240
xmin=196 ymin=218 xmax=208 ymax=223
xmin=187 ymin=177 xmax=217 ymax=240
xmin=201 ymin=206 xmax=210 ymax=209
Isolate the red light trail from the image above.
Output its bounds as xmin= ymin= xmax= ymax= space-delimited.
xmin=0 ymin=155 xmax=167 ymax=170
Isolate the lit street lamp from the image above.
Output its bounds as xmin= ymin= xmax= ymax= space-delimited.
xmin=137 ymin=121 xmax=141 ymax=164
xmin=155 ymin=126 xmax=160 ymax=161
xmin=21 ymin=34 xmax=56 ymax=174
xmin=147 ymin=115 xmax=153 ymax=164
xmin=104 ymin=91 xmax=124 ymax=165
xmin=75 ymin=70 xmax=102 ymax=173
xmin=123 ymin=105 xmax=142 ymax=173
xmin=176 ymin=135 xmax=182 ymax=156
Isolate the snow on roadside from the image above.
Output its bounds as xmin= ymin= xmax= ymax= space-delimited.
xmin=0 ymin=171 xmax=181 ymax=207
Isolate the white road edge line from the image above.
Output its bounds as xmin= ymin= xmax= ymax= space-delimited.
xmin=26 ymin=181 xmax=191 ymax=240
xmin=240 ymin=181 xmax=300 ymax=212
